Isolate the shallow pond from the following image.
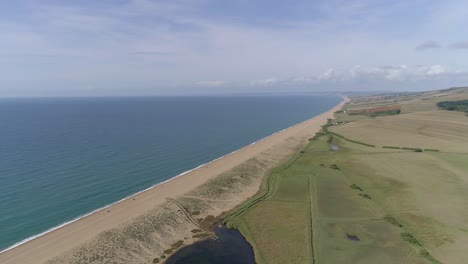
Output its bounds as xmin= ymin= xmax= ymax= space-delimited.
xmin=165 ymin=223 xmax=255 ymax=264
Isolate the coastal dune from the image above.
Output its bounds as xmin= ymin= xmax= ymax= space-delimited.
xmin=0 ymin=97 xmax=348 ymax=264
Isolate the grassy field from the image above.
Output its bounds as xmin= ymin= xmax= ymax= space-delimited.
xmin=225 ymin=87 xmax=468 ymax=264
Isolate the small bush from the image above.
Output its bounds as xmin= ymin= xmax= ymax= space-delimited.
xmin=401 ymin=147 xmax=422 ymax=152
xmin=420 ymin=249 xmax=440 ymax=263
xmin=163 ymin=249 xmax=173 ymax=255
xmin=171 ymin=240 xmax=184 ymax=249
xmin=420 ymin=249 xmax=430 ymax=257
xmin=349 ymin=184 xmax=363 ymax=191
xmin=200 ymin=215 xmax=217 ymax=230
xmin=191 ymin=228 xmax=202 ymax=233
xmin=192 ymin=233 xmax=210 ymax=239
xmin=424 ymin=149 xmax=440 ymax=152
xmin=384 ymin=215 xmax=403 ymax=227
xmin=153 ymin=258 xmax=160 ymax=263
xmin=401 ymin=232 xmax=422 ymax=246
xmin=358 ymin=193 xmax=371 ymax=199
xmin=330 ymin=164 xmax=340 ymax=170
xmin=382 ymin=146 xmax=401 ymax=149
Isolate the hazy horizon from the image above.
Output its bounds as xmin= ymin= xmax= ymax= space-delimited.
xmin=2 ymin=1 xmax=468 ymax=97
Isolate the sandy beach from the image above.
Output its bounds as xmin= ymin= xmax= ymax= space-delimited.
xmin=0 ymin=97 xmax=348 ymax=264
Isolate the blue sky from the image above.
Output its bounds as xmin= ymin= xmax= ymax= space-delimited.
xmin=1 ymin=0 xmax=468 ymax=96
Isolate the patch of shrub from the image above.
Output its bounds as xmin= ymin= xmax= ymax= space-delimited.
xmin=192 ymin=233 xmax=210 ymax=239
xmin=330 ymin=164 xmax=340 ymax=170
xmin=153 ymin=258 xmax=160 ymax=263
xmin=349 ymin=184 xmax=363 ymax=191
xmin=200 ymin=215 xmax=218 ymax=230
xmin=424 ymin=149 xmax=440 ymax=152
xmin=382 ymin=146 xmax=401 ymax=149
xmin=420 ymin=249 xmax=440 ymax=263
xmin=191 ymin=228 xmax=202 ymax=233
xmin=401 ymin=147 xmax=423 ymax=152
xmin=401 ymin=232 xmax=422 ymax=246
xmin=171 ymin=240 xmax=184 ymax=249
xmin=437 ymin=99 xmax=468 ymax=113
xmin=163 ymin=249 xmax=173 ymax=255
xmin=358 ymin=193 xmax=371 ymax=199
xmin=384 ymin=215 xmax=403 ymax=228
xmin=370 ymin=109 xmax=401 ymax=116
xmin=321 ymin=124 xmax=329 ymax=133
xmin=309 ymin=131 xmax=325 ymax=141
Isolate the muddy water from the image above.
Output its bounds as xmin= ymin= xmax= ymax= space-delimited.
xmin=165 ymin=224 xmax=255 ymax=264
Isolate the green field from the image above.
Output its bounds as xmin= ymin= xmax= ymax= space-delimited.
xmin=225 ymin=87 xmax=468 ymax=264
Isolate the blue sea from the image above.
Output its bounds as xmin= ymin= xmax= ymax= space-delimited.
xmin=0 ymin=95 xmax=341 ymax=251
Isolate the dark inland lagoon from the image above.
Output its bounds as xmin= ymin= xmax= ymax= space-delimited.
xmin=0 ymin=95 xmax=341 ymax=251
xmin=165 ymin=223 xmax=256 ymax=264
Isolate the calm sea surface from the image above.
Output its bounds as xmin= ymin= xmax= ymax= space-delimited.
xmin=0 ymin=95 xmax=341 ymax=251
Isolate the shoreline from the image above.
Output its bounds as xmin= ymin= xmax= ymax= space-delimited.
xmin=0 ymin=96 xmax=348 ymax=264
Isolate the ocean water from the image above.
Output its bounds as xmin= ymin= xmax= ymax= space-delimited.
xmin=0 ymin=95 xmax=341 ymax=251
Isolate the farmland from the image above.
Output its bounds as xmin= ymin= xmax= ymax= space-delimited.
xmin=225 ymin=87 xmax=468 ymax=264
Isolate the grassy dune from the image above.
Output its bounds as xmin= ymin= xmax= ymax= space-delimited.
xmin=226 ymin=87 xmax=468 ymax=264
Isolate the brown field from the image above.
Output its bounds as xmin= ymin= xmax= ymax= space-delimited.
xmin=348 ymin=105 xmax=401 ymax=115
xmin=330 ymin=110 xmax=468 ymax=152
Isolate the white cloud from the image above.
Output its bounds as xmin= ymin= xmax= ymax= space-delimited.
xmin=318 ymin=68 xmax=336 ymax=81
xmin=2 ymin=1 xmax=468 ymax=96
xmin=240 ymin=64 xmax=467 ymax=91
xmin=196 ymin=80 xmax=226 ymax=87
xmin=348 ymin=64 xmax=452 ymax=81
xmin=426 ymin=65 xmax=446 ymax=75
xmin=415 ymin=41 xmax=441 ymax=50
xmin=249 ymin=78 xmax=280 ymax=86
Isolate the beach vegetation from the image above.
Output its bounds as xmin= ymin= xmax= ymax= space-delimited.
xmin=192 ymin=233 xmax=210 ymax=239
xmin=191 ymin=228 xmax=202 ymax=233
xmin=171 ymin=240 xmax=184 ymax=249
